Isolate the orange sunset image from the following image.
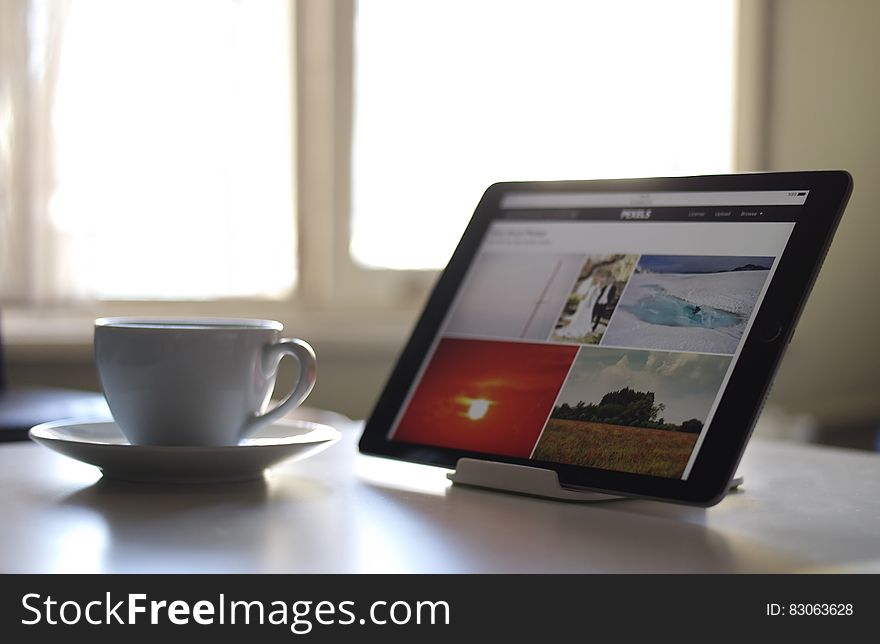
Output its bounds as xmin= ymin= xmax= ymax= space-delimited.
xmin=392 ymin=338 xmax=578 ymax=457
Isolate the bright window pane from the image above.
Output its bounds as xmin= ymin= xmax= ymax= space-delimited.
xmin=51 ymin=0 xmax=295 ymax=299
xmin=352 ymin=0 xmax=736 ymax=269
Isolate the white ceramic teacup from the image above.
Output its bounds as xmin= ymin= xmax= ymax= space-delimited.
xmin=94 ymin=317 xmax=317 ymax=446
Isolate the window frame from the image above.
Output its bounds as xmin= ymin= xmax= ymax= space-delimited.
xmin=3 ymin=0 xmax=767 ymax=345
xmin=297 ymin=0 xmax=438 ymax=314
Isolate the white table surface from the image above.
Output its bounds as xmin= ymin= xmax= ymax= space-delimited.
xmin=2 ymin=411 xmax=879 ymax=573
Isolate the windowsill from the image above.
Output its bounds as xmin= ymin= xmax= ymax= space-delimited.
xmin=2 ymin=307 xmax=419 ymax=362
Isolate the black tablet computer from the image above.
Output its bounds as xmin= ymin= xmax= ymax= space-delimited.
xmin=359 ymin=171 xmax=852 ymax=506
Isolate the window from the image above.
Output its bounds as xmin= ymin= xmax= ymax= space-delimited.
xmin=2 ymin=0 xmax=295 ymax=304
xmin=351 ymin=0 xmax=737 ymax=271
xmin=53 ymin=0 xmax=296 ymax=300
xmin=2 ymin=0 xmax=738 ymax=313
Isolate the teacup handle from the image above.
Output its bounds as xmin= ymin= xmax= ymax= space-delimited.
xmin=243 ymin=338 xmax=317 ymax=436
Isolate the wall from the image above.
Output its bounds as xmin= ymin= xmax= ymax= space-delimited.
xmin=759 ymin=0 xmax=880 ymax=422
xmin=6 ymin=338 xmax=400 ymax=422
xmin=7 ymin=1 xmax=880 ymax=424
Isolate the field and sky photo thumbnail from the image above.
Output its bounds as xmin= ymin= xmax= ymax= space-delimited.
xmin=532 ymin=347 xmax=731 ymax=478
xmin=392 ymin=338 xmax=578 ymax=457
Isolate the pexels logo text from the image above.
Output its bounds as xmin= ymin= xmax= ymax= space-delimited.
xmin=620 ymin=208 xmax=652 ymax=219
xmin=21 ymin=593 xmax=450 ymax=634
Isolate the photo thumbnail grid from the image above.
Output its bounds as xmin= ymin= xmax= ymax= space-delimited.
xmin=391 ymin=249 xmax=777 ymax=479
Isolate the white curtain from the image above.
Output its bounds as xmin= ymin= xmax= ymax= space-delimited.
xmin=1 ymin=0 xmax=72 ymax=303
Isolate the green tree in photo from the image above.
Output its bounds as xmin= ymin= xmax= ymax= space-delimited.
xmin=552 ymin=387 xmax=693 ymax=432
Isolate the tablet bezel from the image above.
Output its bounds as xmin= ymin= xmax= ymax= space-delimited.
xmin=358 ymin=171 xmax=852 ymax=506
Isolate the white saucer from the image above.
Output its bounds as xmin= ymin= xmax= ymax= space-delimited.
xmin=29 ymin=418 xmax=341 ymax=484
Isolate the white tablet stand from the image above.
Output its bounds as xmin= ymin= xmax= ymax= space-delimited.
xmin=448 ymin=457 xmax=744 ymax=503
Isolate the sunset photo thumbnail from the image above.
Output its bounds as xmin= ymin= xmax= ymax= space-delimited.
xmin=392 ymin=338 xmax=578 ymax=457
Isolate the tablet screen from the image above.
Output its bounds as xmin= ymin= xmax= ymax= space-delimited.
xmin=387 ymin=189 xmax=808 ymax=479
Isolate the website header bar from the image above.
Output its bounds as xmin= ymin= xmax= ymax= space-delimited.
xmin=499 ymin=205 xmax=799 ymax=223
xmin=500 ymin=190 xmax=809 ymax=209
